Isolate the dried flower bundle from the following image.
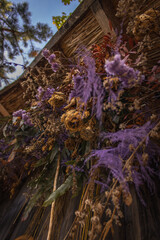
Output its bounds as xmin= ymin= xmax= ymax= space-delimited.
xmin=0 ymin=4 xmax=160 ymax=239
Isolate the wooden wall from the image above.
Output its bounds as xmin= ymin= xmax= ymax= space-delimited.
xmin=0 ymin=82 xmax=24 ymax=116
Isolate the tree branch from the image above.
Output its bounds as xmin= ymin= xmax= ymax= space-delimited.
xmin=0 ymin=27 xmax=27 ymax=35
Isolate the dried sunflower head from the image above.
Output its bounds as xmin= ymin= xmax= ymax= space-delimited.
xmin=61 ymin=109 xmax=89 ymax=132
xmin=48 ymin=92 xmax=66 ymax=110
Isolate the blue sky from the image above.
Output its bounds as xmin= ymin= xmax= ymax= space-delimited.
xmin=13 ymin=0 xmax=80 ymax=33
xmin=5 ymin=0 xmax=80 ymax=86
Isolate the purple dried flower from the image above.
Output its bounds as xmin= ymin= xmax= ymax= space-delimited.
xmin=70 ymin=52 xmax=105 ymax=121
xmin=42 ymin=48 xmax=50 ymax=59
xmin=36 ymin=87 xmax=55 ymax=101
xmin=108 ymin=89 xmax=117 ymax=103
xmin=83 ymin=55 xmax=105 ymax=120
xmin=42 ymin=49 xmax=59 ymax=72
xmin=13 ymin=109 xmax=26 ymax=117
xmin=36 ymin=86 xmax=44 ymax=99
xmin=105 ymin=54 xmax=139 ymax=87
xmin=42 ymin=88 xmax=55 ymax=101
xmin=100 ymin=121 xmax=154 ymax=159
xmin=51 ymin=62 xmax=59 ymax=72
xmin=87 ymin=149 xmax=124 ymax=181
xmin=13 ymin=109 xmax=33 ymax=126
xmin=48 ymin=53 xmax=56 ymax=64
xmin=69 ymin=75 xmax=84 ymax=100
xmin=86 ymin=121 xmax=160 ymax=201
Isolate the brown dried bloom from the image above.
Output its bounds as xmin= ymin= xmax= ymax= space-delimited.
xmin=133 ymin=98 xmax=141 ymax=110
xmin=64 ymin=138 xmax=76 ymax=151
xmin=150 ymin=114 xmax=157 ymax=121
xmin=133 ymin=9 xmax=160 ymax=40
xmin=85 ymin=199 xmax=93 ymax=207
xmin=119 ymin=123 xmax=126 ymax=130
xmin=42 ymin=137 xmax=55 ymax=152
xmin=63 ymin=97 xmax=77 ymax=110
xmin=129 ymin=144 xmax=135 ymax=151
xmin=103 ymin=76 xmax=119 ymax=91
xmin=94 ymin=202 xmax=104 ymax=216
xmin=48 ymin=92 xmax=66 ymax=110
xmin=142 ymin=153 xmax=149 ymax=165
xmin=150 ymin=125 xmax=160 ymax=140
xmin=106 ymin=208 xmax=112 ymax=217
xmin=91 ymin=216 xmax=100 ymax=225
xmin=61 ymin=109 xmax=89 ymax=132
xmin=80 ymin=125 xmax=95 ymax=141
xmin=123 ymin=191 xmax=132 ymax=206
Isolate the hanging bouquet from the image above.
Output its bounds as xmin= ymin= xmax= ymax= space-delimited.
xmin=0 ymin=4 xmax=160 ymax=240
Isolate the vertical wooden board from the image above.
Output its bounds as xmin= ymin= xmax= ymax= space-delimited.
xmin=90 ymin=0 xmax=116 ymax=36
xmin=100 ymin=0 xmax=120 ymax=30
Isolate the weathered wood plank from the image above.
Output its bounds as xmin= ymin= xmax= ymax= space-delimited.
xmin=100 ymin=0 xmax=120 ymax=31
xmin=0 ymin=103 xmax=10 ymax=116
xmin=90 ymin=0 xmax=116 ymax=36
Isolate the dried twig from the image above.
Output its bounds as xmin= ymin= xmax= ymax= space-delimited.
xmin=47 ymin=152 xmax=61 ymax=240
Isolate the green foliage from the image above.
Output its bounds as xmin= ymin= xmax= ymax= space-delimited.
xmin=52 ymin=0 xmax=83 ymax=30
xmin=52 ymin=12 xmax=70 ymax=30
xmin=0 ymin=0 xmax=53 ymax=82
xmin=43 ymin=175 xmax=73 ymax=207
xmin=62 ymin=0 xmax=82 ymax=5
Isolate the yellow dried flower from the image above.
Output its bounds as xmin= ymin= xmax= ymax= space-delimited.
xmin=42 ymin=137 xmax=55 ymax=152
xmin=61 ymin=109 xmax=89 ymax=132
xmin=63 ymin=97 xmax=77 ymax=110
xmin=42 ymin=145 xmax=47 ymax=152
xmin=48 ymin=91 xmax=66 ymax=110
xmin=48 ymin=145 xmax=53 ymax=151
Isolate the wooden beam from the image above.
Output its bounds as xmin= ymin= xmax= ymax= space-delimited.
xmin=100 ymin=0 xmax=120 ymax=31
xmin=0 ymin=103 xmax=10 ymax=116
xmin=90 ymin=0 xmax=116 ymax=36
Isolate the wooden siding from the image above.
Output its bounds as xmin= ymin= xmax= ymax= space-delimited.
xmin=60 ymin=10 xmax=104 ymax=57
xmin=0 ymin=83 xmax=24 ymax=115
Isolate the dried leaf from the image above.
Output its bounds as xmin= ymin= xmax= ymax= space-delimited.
xmin=128 ymin=37 xmax=134 ymax=48
xmin=8 ymin=146 xmax=18 ymax=162
xmin=9 ymin=138 xmax=17 ymax=146
xmin=43 ymin=175 xmax=72 ymax=207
